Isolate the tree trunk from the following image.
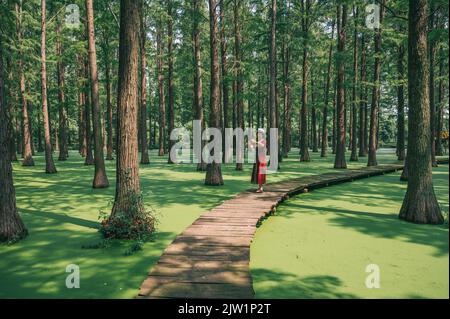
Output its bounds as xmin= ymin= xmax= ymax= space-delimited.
xmin=220 ymin=0 xmax=229 ymax=163
xmin=300 ymin=0 xmax=310 ymax=162
xmin=234 ymin=0 xmax=244 ymax=171
xmin=86 ymin=0 xmax=109 ymax=188
xmin=41 ymin=0 xmax=57 ymax=174
xmin=399 ymin=0 xmax=443 ymax=224
xmin=0 ymin=38 xmax=28 ymax=242
xmin=104 ymin=42 xmax=114 ymax=161
xmin=334 ymin=4 xmax=347 ymax=169
xmin=157 ymin=9 xmax=166 ymax=157
xmin=358 ymin=33 xmax=368 ymax=157
xmin=396 ymin=43 xmax=406 ymax=161
xmin=321 ymin=20 xmax=335 ymax=158
xmin=167 ymin=0 xmax=175 ymax=163
xmin=350 ymin=6 xmax=359 ymax=162
xmin=140 ymin=2 xmax=149 ymax=164
xmin=428 ymin=7 xmax=437 ymax=167
xmin=367 ymin=0 xmax=384 ymax=166
xmin=84 ymin=60 xmax=94 ymax=165
xmin=78 ymin=55 xmax=87 ymax=157
xmin=435 ymin=48 xmax=444 ymax=156
xmin=110 ymin=0 xmax=148 ymax=229
xmin=282 ymin=40 xmax=291 ymax=158
xmin=56 ymin=18 xmax=68 ymax=161
xmin=16 ymin=1 xmax=34 ymax=166
xmin=205 ymin=0 xmax=224 ymax=186
xmin=192 ymin=0 xmax=206 ymax=171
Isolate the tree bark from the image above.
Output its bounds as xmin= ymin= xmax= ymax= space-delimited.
xmin=56 ymin=18 xmax=68 ymax=161
xmin=104 ymin=39 xmax=114 ymax=161
xmin=205 ymin=0 xmax=224 ymax=186
xmin=350 ymin=6 xmax=359 ymax=162
xmin=300 ymin=0 xmax=310 ymax=162
xmin=399 ymin=0 xmax=443 ymax=224
xmin=86 ymin=0 xmax=109 ymax=188
xmin=321 ymin=20 xmax=335 ymax=158
xmin=367 ymin=0 xmax=384 ymax=166
xmin=0 ymin=38 xmax=28 ymax=242
xmin=41 ymin=0 xmax=57 ymax=174
xmin=358 ymin=33 xmax=368 ymax=157
xmin=234 ymin=0 xmax=244 ymax=171
xmin=16 ymin=1 xmax=34 ymax=166
xmin=157 ymin=8 xmax=166 ymax=157
xmin=428 ymin=7 xmax=437 ymax=167
xmin=167 ymin=0 xmax=175 ymax=163
xmin=192 ymin=0 xmax=206 ymax=171
xmin=435 ymin=48 xmax=444 ymax=156
xmin=334 ymin=4 xmax=347 ymax=169
xmin=84 ymin=59 xmax=94 ymax=166
xmin=396 ymin=43 xmax=406 ymax=161
xmin=110 ymin=0 xmax=146 ymax=224
xmin=220 ymin=0 xmax=229 ymax=163
xmin=140 ymin=1 xmax=149 ymax=164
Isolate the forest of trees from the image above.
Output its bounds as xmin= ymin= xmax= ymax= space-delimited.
xmin=0 ymin=0 xmax=449 ymax=241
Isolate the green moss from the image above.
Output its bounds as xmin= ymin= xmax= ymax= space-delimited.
xmin=1 ymin=148 xmax=441 ymax=298
xmin=250 ymin=165 xmax=449 ymax=299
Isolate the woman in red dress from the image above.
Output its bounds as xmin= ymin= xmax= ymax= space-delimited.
xmin=251 ymin=129 xmax=267 ymax=193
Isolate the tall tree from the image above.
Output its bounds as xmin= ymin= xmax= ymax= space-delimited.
xmin=321 ymin=19 xmax=335 ymax=158
xmin=358 ymin=33 xmax=368 ymax=157
xmin=349 ymin=6 xmax=359 ymax=162
xmin=192 ymin=0 xmax=206 ymax=171
xmin=220 ymin=0 xmax=230 ymax=162
xmin=16 ymin=1 xmax=34 ymax=167
xmin=157 ymin=3 xmax=166 ymax=157
xmin=0 ymin=36 xmax=27 ymax=242
xmin=234 ymin=0 xmax=244 ymax=170
xmin=56 ymin=16 xmax=68 ymax=161
xmin=86 ymin=0 xmax=109 ymax=188
xmin=84 ymin=60 xmax=94 ymax=166
xmin=367 ymin=0 xmax=385 ymax=166
xmin=167 ymin=0 xmax=175 ymax=163
xmin=40 ymin=0 xmax=57 ymax=174
xmin=428 ymin=5 xmax=437 ymax=167
xmin=205 ymin=0 xmax=224 ymax=186
xmin=299 ymin=0 xmax=311 ymax=162
xmin=396 ymin=43 xmax=406 ymax=161
xmin=334 ymin=4 xmax=347 ymax=169
xmin=110 ymin=0 xmax=146 ymax=223
xmin=399 ymin=0 xmax=443 ymax=224
xmin=140 ymin=0 xmax=150 ymax=164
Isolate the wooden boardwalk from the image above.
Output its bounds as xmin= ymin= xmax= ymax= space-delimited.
xmin=137 ymin=163 xmax=420 ymax=299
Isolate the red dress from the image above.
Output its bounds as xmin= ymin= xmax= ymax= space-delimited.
xmin=257 ymin=140 xmax=267 ymax=185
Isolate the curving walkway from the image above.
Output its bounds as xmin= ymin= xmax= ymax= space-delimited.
xmin=137 ymin=163 xmax=430 ymax=299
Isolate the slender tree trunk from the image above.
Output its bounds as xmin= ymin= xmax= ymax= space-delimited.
xmin=234 ymin=0 xmax=244 ymax=170
xmin=311 ymin=76 xmax=318 ymax=153
xmin=283 ymin=41 xmax=292 ymax=158
xmin=41 ymin=0 xmax=57 ymax=174
xmin=56 ymin=18 xmax=68 ymax=161
xmin=435 ymin=48 xmax=444 ymax=156
xmin=428 ymin=7 xmax=437 ymax=167
xmin=358 ymin=33 xmax=368 ymax=157
xmin=167 ymin=0 xmax=175 ymax=163
xmin=16 ymin=2 xmax=34 ymax=166
xmin=350 ymin=6 xmax=359 ymax=161
xmin=396 ymin=43 xmax=406 ymax=161
xmin=140 ymin=2 xmax=149 ymax=164
xmin=399 ymin=0 xmax=442 ymax=224
xmin=157 ymin=10 xmax=166 ymax=157
xmin=334 ymin=4 xmax=347 ymax=169
xmin=110 ymin=0 xmax=149 ymax=230
xmin=0 ymin=39 xmax=27 ymax=242
xmin=300 ymin=0 xmax=310 ymax=162
xmin=84 ymin=60 xmax=94 ymax=165
xmin=78 ymin=55 xmax=87 ymax=157
xmin=367 ymin=0 xmax=384 ymax=166
xmin=86 ymin=0 xmax=109 ymax=187
xmin=321 ymin=20 xmax=335 ymax=158
xmin=220 ymin=0 xmax=229 ymax=163
xmin=205 ymin=0 xmax=224 ymax=186
xmin=192 ymin=0 xmax=206 ymax=171
xmin=105 ymin=50 xmax=114 ymax=160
